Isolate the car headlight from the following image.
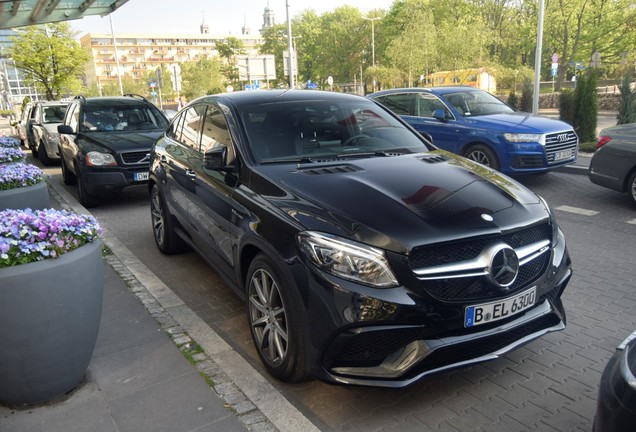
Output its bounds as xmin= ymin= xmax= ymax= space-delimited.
xmin=85 ymin=151 xmax=117 ymax=167
xmin=46 ymin=131 xmax=59 ymax=141
xmin=539 ymin=195 xmax=560 ymax=244
xmin=297 ymin=231 xmax=399 ymax=288
xmin=503 ymin=133 xmax=542 ymax=143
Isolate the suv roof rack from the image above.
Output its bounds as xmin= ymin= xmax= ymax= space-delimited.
xmin=123 ymin=94 xmax=151 ymax=103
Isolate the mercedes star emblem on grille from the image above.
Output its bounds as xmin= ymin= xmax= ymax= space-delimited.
xmin=488 ymin=245 xmax=519 ymax=289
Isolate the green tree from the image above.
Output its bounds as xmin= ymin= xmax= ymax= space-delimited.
xmin=384 ymin=1 xmax=436 ymax=87
xmin=10 ymin=23 xmax=89 ymax=100
xmin=215 ymin=37 xmax=245 ymax=87
xmin=181 ymin=57 xmax=225 ymax=100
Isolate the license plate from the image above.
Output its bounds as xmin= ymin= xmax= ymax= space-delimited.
xmin=464 ymin=287 xmax=536 ymax=327
xmin=134 ymin=172 xmax=149 ymax=181
xmin=554 ymin=149 xmax=574 ymax=161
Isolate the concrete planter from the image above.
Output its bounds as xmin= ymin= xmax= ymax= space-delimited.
xmin=0 ymin=240 xmax=104 ymax=406
xmin=0 ymin=181 xmax=50 ymax=210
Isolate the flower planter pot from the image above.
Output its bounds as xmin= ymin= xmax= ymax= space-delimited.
xmin=0 ymin=181 xmax=50 ymax=210
xmin=0 ymin=240 xmax=104 ymax=406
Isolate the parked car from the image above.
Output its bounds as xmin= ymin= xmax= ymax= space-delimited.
xmin=16 ymin=101 xmax=34 ymax=148
xmin=149 ymin=90 xmax=572 ymax=387
xmin=57 ymin=94 xmax=169 ymax=207
xmin=593 ymin=329 xmax=636 ymax=431
xmin=588 ymin=123 xmax=636 ymax=204
xmin=29 ymin=101 xmax=69 ymax=165
xmin=367 ymin=86 xmax=579 ymax=175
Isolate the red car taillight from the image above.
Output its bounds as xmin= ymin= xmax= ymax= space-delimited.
xmin=596 ymin=135 xmax=612 ymax=149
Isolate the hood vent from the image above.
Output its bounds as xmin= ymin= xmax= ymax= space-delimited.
xmin=420 ymin=155 xmax=450 ymax=164
xmin=299 ymin=164 xmax=360 ymax=175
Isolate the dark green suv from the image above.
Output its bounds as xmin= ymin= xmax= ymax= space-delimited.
xmin=57 ymin=94 xmax=169 ymax=207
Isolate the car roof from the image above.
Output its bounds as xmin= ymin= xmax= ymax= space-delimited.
xmin=192 ymin=89 xmax=370 ymax=108
xmin=369 ymin=86 xmax=480 ymax=98
xmin=36 ymin=101 xmax=68 ymax=106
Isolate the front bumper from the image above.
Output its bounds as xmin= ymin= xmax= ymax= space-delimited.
xmin=81 ymin=164 xmax=149 ymax=195
xmin=296 ymin=229 xmax=572 ymax=387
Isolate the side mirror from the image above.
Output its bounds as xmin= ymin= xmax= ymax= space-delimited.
xmin=57 ymin=124 xmax=75 ymax=135
xmin=432 ymin=109 xmax=448 ymax=122
xmin=204 ymin=146 xmax=231 ymax=171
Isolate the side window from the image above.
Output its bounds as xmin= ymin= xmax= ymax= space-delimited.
xmin=380 ymin=94 xmax=416 ymax=116
xmin=165 ymin=113 xmax=183 ymax=141
xmin=416 ymin=94 xmax=449 ymax=118
xmin=179 ymin=104 xmax=207 ymax=150
xmin=201 ymin=105 xmax=235 ymax=164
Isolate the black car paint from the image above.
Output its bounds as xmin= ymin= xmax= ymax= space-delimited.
xmin=150 ymin=90 xmax=571 ymax=387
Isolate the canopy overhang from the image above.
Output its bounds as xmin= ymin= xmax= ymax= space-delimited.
xmin=0 ymin=0 xmax=130 ymax=29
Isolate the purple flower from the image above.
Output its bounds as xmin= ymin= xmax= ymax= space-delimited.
xmin=0 ymin=163 xmax=46 ymax=190
xmin=0 ymin=136 xmax=20 ymax=148
xmin=0 ymin=147 xmax=26 ymax=163
xmin=0 ymin=208 xmax=102 ymax=269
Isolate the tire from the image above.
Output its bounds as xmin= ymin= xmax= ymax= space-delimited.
xmin=30 ymin=141 xmax=38 ymax=158
xmin=76 ymin=168 xmax=99 ymax=208
xmin=628 ymin=171 xmax=636 ymax=205
xmin=60 ymin=156 xmax=76 ymax=185
xmin=37 ymin=141 xmax=53 ymax=166
xmin=464 ymin=144 xmax=500 ymax=171
xmin=150 ymin=184 xmax=188 ymax=254
xmin=246 ymin=253 xmax=310 ymax=383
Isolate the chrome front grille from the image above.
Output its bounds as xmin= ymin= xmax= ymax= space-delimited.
xmin=545 ymin=130 xmax=578 ymax=165
xmin=121 ymin=151 xmax=150 ymax=165
xmin=409 ymin=223 xmax=552 ymax=302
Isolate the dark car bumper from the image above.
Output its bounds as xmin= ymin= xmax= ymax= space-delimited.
xmin=594 ymin=330 xmax=636 ymax=432
xmin=81 ymin=165 xmax=149 ymax=195
xmin=293 ymin=229 xmax=572 ymax=387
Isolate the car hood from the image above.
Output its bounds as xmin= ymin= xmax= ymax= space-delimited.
xmin=464 ymin=112 xmax=573 ymax=134
xmin=43 ymin=123 xmax=62 ymax=134
xmin=253 ymin=152 xmax=548 ymax=254
xmin=82 ymin=130 xmax=163 ymax=152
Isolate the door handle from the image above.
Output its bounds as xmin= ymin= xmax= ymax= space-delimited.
xmin=185 ymin=169 xmax=196 ymax=178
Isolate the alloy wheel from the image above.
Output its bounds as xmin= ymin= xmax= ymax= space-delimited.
xmin=248 ymin=268 xmax=288 ymax=366
xmin=150 ymin=189 xmax=164 ymax=247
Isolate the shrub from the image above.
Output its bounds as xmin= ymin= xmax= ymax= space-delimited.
xmin=616 ymin=71 xmax=636 ymax=125
xmin=573 ymin=70 xmax=598 ymax=143
xmin=559 ymin=90 xmax=576 ymax=126
xmin=519 ymin=80 xmax=533 ymax=112
xmin=507 ymin=92 xmax=518 ymax=110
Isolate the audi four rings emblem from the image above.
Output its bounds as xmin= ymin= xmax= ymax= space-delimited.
xmin=557 ymin=133 xmax=569 ymax=142
xmin=488 ymin=245 xmax=519 ymax=289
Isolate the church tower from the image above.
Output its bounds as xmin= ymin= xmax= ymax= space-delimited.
xmin=260 ymin=1 xmax=275 ymax=34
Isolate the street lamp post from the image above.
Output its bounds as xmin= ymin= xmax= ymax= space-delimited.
xmin=285 ymin=0 xmax=294 ymax=89
xmin=361 ymin=16 xmax=380 ymax=67
xmin=108 ymin=14 xmax=124 ymax=96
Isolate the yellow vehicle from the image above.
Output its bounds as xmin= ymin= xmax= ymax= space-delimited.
xmin=427 ymin=68 xmax=496 ymax=93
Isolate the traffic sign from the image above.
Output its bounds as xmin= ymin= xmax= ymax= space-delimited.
xmin=551 ymin=53 xmax=558 ymax=63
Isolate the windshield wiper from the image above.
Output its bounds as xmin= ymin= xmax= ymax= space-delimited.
xmin=260 ymin=156 xmax=315 ymax=164
xmin=336 ymin=150 xmax=392 ymax=159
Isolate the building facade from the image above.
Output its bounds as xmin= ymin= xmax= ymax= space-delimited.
xmin=0 ymin=29 xmax=42 ymax=110
xmin=80 ymin=32 xmax=265 ymax=90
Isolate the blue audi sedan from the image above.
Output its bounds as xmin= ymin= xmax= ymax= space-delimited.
xmin=368 ymin=86 xmax=579 ymax=175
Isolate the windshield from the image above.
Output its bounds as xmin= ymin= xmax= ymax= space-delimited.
xmin=42 ymin=105 xmax=67 ymax=124
xmin=240 ymin=100 xmax=429 ymax=163
xmin=443 ymin=90 xmax=514 ymax=117
xmin=81 ymin=103 xmax=169 ymax=132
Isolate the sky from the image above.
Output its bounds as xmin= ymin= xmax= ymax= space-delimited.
xmin=70 ymin=0 xmax=394 ymax=37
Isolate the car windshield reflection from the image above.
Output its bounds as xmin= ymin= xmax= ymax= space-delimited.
xmin=240 ymin=101 xmax=429 ymax=163
xmin=444 ymin=91 xmax=515 ymax=117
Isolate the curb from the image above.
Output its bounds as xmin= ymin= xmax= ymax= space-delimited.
xmin=46 ymin=177 xmax=320 ymax=432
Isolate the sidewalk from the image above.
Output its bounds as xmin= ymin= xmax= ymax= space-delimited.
xmin=0 ymin=119 xmax=282 ymax=432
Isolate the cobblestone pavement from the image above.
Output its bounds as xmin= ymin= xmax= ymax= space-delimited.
xmin=39 ymin=160 xmax=636 ymax=432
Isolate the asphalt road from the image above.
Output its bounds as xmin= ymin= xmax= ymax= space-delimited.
xmin=37 ymin=155 xmax=636 ymax=432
